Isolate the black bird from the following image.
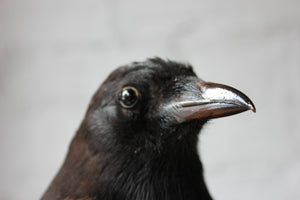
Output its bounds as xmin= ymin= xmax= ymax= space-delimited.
xmin=41 ymin=58 xmax=255 ymax=200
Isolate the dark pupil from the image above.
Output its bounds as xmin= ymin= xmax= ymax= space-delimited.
xmin=121 ymin=88 xmax=137 ymax=107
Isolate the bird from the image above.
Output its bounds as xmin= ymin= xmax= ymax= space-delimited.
xmin=41 ymin=58 xmax=255 ymax=200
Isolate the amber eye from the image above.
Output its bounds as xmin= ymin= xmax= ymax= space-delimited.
xmin=119 ymin=87 xmax=140 ymax=109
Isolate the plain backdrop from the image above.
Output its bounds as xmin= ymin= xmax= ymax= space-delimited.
xmin=0 ymin=0 xmax=300 ymax=199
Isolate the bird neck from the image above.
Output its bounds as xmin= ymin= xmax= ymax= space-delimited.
xmin=91 ymin=136 xmax=213 ymax=200
xmin=42 ymin=130 xmax=212 ymax=200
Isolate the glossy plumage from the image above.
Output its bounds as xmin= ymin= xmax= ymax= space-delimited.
xmin=42 ymin=58 xmax=255 ymax=200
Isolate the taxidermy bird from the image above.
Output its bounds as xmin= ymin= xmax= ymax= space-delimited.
xmin=41 ymin=58 xmax=255 ymax=200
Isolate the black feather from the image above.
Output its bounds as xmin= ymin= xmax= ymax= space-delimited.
xmin=41 ymin=58 xmax=213 ymax=200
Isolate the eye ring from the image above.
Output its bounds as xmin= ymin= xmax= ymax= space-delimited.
xmin=119 ymin=86 xmax=140 ymax=109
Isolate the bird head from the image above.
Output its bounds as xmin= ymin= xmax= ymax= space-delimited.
xmin=42 ymin=58 xmax=256 ymax=200
xmin=82 ymin=58 xmax=255 ymax=154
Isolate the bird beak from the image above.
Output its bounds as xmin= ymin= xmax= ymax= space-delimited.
xmin=166 ymin=82 xmax=256 ymax=123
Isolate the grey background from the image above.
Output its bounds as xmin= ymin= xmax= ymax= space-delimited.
xmin=1 ymin=0 xmax=300 ymax=199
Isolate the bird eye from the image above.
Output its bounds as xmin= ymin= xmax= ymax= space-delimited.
xmin=119 ymin=87 xmax=140 ymax=109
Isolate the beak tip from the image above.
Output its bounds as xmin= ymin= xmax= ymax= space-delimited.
xmin=247 ymin=102 xmax=256 ymax=113
xmin=250 ymin=105 xmax=256 ymax=113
